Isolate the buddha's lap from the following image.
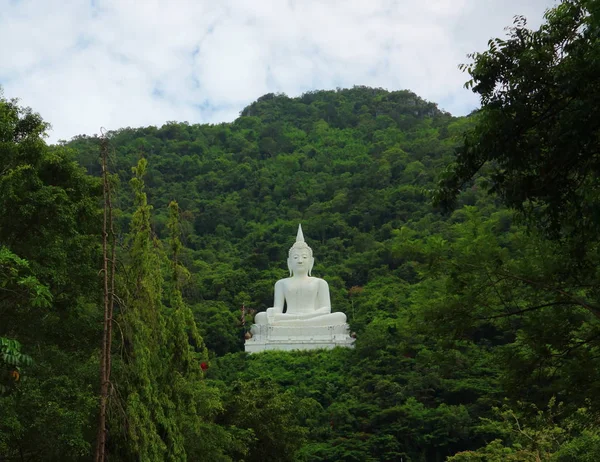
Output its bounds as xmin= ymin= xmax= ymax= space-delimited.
xmin=254 ymin=311 xmax=346 ymax=325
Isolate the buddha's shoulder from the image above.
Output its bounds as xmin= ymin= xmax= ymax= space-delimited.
xmin=275 ymin=277 xmax=327 ymax=286
xmin=274 ymin=278 xmax=290 ymax=287
xmin=312 ymin=276 xmax=328 ymax=285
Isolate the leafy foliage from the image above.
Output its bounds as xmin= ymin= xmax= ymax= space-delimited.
xmin=4 ymin=7 xmax=600 ymax=455
xmin=65 ymin=82 xmax=600 ymax=459
xmin=437 ymin=0 xmax=600 ymax=239
xmin=0 ymin=90 xmax=102 ymax=460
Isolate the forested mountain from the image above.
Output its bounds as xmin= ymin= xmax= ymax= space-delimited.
xmin=68 ymin=87 xmax=472 ymax=353
xmin=2 ymin=1 xmax=600 ymax=459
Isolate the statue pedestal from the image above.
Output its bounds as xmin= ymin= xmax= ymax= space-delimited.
xmin=245 ymin=324 xmax=355 ymax=353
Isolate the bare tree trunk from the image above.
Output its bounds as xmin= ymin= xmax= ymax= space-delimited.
xmin=95 ymin=133 xmax=114 ymax=462
xmin=105 ymin=145 xmax=116 ymax=392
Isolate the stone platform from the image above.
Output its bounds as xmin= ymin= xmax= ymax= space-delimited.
xmin=245 ymin=324 xmax=355 ymax=353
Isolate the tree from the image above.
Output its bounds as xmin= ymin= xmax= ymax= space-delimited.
xmin=108 ymin=158 xmax=173 ymax=460
xmin=217 ymin=380 xmax=307 ymax=462
xmin=435 ymin=0 xmax=600 ymax=243
xmin=164 ymin=201 xmax=231 ymax=461
xmin=0 ymin=247 xmax=46 ymax=395
xmin=434 ymin=0 xmax=600 ymax=322
xmin=95 ymin=133 xmax=117 ymax=462
xmin=429 ymin=6 xmax=600 ymax=452
xmin=108 ymin=161 xmax=232 ymax=461
xmin=0 ymin=337 xmax=32 ymax=395
xmin=0 ymin=89 xmax=102 ymax=460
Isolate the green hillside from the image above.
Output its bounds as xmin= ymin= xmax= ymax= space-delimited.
xmin=68 ymin=88 xmax=474 ymax=352
xmin=2 ymin=2 xmax=600 ymax=457
xmin=66 ymin=87 xmax=597 ymax=460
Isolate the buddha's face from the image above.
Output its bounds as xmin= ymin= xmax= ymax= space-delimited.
xmin=289 ymin=249 xmax=313 ymax=276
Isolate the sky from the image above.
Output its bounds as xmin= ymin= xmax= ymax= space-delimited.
xmin=1 ymin=0 xmax=557 ymax=143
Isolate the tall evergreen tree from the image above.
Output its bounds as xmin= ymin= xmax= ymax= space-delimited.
xmin=109 ymin=161 xmax=234 ymax=461
xmin=110 ymin=158 xmax=173 ymax=460
xmin=164 ymin=201 xmax=234 ymax=461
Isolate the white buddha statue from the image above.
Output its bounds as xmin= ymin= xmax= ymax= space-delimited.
xmin=253 ymin=225 xmax=347 ymax=327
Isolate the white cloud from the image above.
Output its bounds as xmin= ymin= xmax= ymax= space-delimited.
xmin=0 ymin=0 xmax=557 ymax=142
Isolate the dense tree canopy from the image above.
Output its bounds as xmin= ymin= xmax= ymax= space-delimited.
xmin=436 ymin=0 xmax=600 ymax=242
xmin=2 ymin=2 xmax=600 ymax=458
xmin=0 ymin=89 xmax=102 ymax=459
xmin=432 ymin=0 xmax=600 ymax=458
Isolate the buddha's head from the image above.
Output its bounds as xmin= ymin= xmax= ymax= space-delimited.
xmin=288 ymin=224 xmax=314 ymax=276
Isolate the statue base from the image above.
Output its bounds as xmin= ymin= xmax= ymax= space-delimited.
xmin=245 ymin=324 xmax=355 ymax=353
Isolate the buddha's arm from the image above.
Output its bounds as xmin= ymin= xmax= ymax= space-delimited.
xmin=266 ymin=280 xmax=285 ymax=318
xmin=316 ymin=279 xmax=332 ymax=313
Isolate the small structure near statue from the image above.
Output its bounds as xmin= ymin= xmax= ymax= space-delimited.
xmin=245 ymin=225 xmax=355 ymax=353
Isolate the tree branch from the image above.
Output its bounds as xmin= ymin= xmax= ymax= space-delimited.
xmin=479 ymin=301 xmax=577 ymax=320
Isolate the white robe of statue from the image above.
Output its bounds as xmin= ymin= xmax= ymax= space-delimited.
xmin=253 ymin=225 xmax=347 ymax=327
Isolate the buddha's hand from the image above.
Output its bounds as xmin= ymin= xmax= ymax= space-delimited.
xmin=266 ymin=308 xmax=277 ymax=319
xmin=315 ymin=306 xmax=331 ymax=315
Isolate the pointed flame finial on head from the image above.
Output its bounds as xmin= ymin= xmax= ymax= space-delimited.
xmin=289 ymin=224 xmax=310 ymax=255
xmin=296 ymin=224 xmax=305 ymax=243
xmin=288 ymin=224 xmax=314 ymax=275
